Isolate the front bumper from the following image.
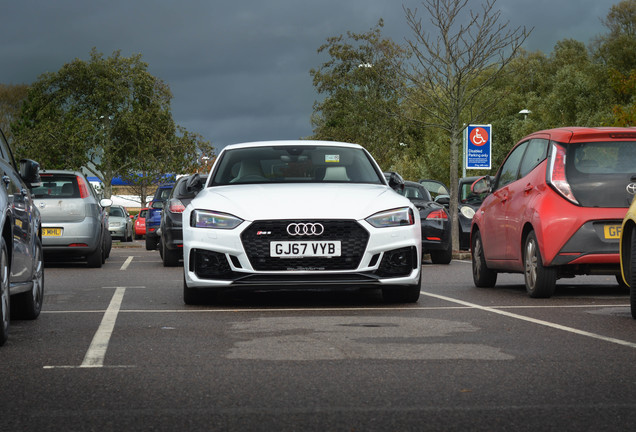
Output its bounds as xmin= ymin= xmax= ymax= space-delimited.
xmin=109 ymin=225 xmax=126 ymax=238
xmin=184 ymin=218 xmax=421 ymax=289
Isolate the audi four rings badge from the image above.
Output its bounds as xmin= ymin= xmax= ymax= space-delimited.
xmin=627 ymin=183 xmax=636 ymax=195
xmin=287 ymin=223 xmax=324 ymax=236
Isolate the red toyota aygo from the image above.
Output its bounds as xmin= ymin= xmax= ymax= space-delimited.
xmin=471 ymin=127 xmax=636 ymax=298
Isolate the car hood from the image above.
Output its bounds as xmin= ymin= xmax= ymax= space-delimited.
xmin=188 ymin=184 xmax=410 ymax=221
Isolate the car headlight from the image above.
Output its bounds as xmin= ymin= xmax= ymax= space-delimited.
xmin=190 ymin=210 xmax=243 ymax=229
xmin=366 ymin=207 xmax=414 ymax=228
xmin=460 ymin=206 xmax=475 ymax=219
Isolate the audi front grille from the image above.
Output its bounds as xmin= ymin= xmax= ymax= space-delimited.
xmin=241 ymin=220 xmax=369 ymax=271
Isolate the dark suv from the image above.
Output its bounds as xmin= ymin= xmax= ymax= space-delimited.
xmin=145 ymin=183 xmax=174 ymax=250
xmin=0 ymin=128 xmax=44 ymax=346
xmin=160 ymin=174 xmax=207 ymax=266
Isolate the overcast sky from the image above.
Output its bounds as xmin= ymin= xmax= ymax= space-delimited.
xmin=0 ymin=0 xmax=616 ymax=153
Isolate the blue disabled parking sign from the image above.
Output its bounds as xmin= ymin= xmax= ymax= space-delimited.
xmin=466 ymin=124 xmax=492 ymax=169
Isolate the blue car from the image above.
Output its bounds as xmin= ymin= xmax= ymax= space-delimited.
xmin=145 ymin=183 xmax=174 ymax=251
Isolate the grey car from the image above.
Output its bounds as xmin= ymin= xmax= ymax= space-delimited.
xmin=0 ymin=127 xmax=44 ymax=346
xmin=107 ymin=205 xmax=133 ymax=242
xmin=32 ymin=170 xmax=112 ymax=268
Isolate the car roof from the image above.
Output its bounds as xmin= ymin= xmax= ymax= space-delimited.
xmin=522 ymin=127 xmax=636 ymax=143
xmin=222 ymin=140 xmax=364 ymax=151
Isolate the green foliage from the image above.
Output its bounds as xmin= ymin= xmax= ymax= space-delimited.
xmin=309 ymin=20 xmax=411 ymax=169
xmin=0 ymin=84 xmax=28 ymax=144
xmin=11 ymin=48 xmax=213 ymax=199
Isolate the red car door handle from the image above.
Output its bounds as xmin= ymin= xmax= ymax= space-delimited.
xmin=524 ymin=184 xmax=534 ymax=193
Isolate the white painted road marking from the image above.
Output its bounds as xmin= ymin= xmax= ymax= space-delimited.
xmin=120 ymin=256 xmax=133 ymax=270
xmin=421 ymin=291 xmax=636 ymax=349
xmin=80 ymin=287 xmax=126 ymax=368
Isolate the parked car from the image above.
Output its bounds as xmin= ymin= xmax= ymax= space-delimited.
xmin=33 ymin=170 xmax=112 ymax=268
xmin=183 ymin=140 xmax=422 ymax=304
xmin=0 ymin=128 xmax=44 ymax=346
xmin=160 ymin=174 xmax=208 ymax=267
xmin=471 ymin=127 xmax=636 ymax=298
xmin=400 ymin=180 xmax=452 ymax=264
xmin=134 ymin=208 xmax=148 ymax=239
xmin=619 ymin=197 xmax=636 ymax=319
xmin=457 ymin=176 xmax=486 ymax=250
xmin=107 ymin=205 xmax=133 ymax=242
xmin=145 ymin=184 xmax=174 ymax=250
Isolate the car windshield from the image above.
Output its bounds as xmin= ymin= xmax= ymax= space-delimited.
xmin=109 ymin=208 xmax=125 ymax=218
xmin=210 ymin=145 xmax=383 ymax=186
xmin=33 ymin=174 xmax=81 ymax=198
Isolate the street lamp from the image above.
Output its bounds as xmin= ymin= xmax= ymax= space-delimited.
xmin=518 ymin=109 xmax=531 ymax=120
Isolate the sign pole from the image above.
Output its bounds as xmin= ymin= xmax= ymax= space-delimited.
xmin=462 ymin=126 xmax=467 ymax=178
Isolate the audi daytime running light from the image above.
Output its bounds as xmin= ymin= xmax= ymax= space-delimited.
xmin=366 ymin=207 xmax=414 ymax=228
xmin=191 ymin=210 xmax=243 ymax=229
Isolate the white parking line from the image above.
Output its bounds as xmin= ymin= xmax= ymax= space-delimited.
xmin=80 ymin=287 xmax=126 ymax=368
xmin=120 ymin=256 xmax=134 ymax=270
xmin=421 ymin=291 xmax=636 ymax=349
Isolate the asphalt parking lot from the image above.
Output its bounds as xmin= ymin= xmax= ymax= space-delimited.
xmin=1 ymin=241 xmax=635 ymax=432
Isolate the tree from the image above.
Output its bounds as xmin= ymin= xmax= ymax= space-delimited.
xmin=391 ymin=0 xmax=530 ymax=250
xmin=0 ymin=83 xmax=28 ymax=144
xmin=592 ymin=0 xmax=636 ymax=126
xmin=592 ymin=0 xmax=636 ymax=74
xmin=12 ymin=48 xmax=212 ymax=199
xmin=310 ymin=21 xmax=411 ymax=169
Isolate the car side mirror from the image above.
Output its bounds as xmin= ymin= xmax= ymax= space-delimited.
xmin=19 ymin=159 xmax=41 ymax=186
xmin=100 ymin=198 xmax=113 ymax=208
xmin=471 ymin=176 xmax=491 ymax=195
xmin=388 ymin=172 xmax=405 ymax=193
xmin=186 ymin=173 xmax=205 ymax=195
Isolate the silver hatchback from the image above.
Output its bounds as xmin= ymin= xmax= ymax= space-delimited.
xmin=32 ymin=170 xmax=112 ymax=267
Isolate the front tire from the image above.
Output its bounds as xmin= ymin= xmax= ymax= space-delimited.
xmin=183 ymin=276 xmax=217 ymax=305
xmin=524 ymin=231 xmax=556 ymax=298
xmin=0 ymin=238 xmax=9 ymax=346
xmin=382 ymin=270 xmax=421 ymax=303
xmin=472 ymin=230 xmax=497 ymax=287
xmin=11 ymin=236 xmax=44 ymax=320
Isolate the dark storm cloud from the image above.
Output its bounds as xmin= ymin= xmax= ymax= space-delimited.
xmin=0 ymin=0 xmax=615 ymax=151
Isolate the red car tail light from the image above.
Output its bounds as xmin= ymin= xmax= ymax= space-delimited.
xmin=76 ymin=175 xmax=90 ymax=198
xmin=426 ymin=209 xmax=448 ymax=220
xmin=548 ymin=143 xmax=579 ymax=205
xmin=168 ymin=198 xmax=186 ymax=213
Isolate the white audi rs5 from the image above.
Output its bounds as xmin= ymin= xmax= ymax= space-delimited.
xmin=182 ymin=140 xmax=422 ymax=304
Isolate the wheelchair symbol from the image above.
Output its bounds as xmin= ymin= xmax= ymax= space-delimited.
xmin=470 ymin=128 xmax=489 ymax=146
